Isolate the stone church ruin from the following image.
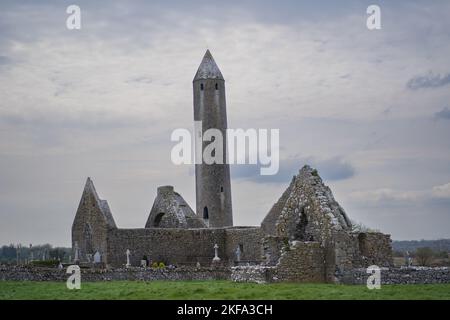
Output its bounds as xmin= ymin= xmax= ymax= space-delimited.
xmin=72 ymin=50 xmax=393 ymax=283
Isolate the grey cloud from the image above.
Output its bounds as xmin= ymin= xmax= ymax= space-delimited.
xmin=231 ymin=156 xmax=355 ymax=184
xmin=406 ymin=72 xmax=450 ymax=90
xmin=0 ymin=56 xmax=12 ymax=65
xmin=0 ymin=111 xmax=154 ymax=130
xmin=435 ymin=107 xmax=450 ymax=120
xmin=127 ymin=76 xmax=153 ymax=84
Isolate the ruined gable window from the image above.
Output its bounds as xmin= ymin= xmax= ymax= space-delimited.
xmin=154 ymin=212 xmax=165 ymax=227
xmin=203 ymin=206 xmax=209 ymax=220
xmin=294 ymin=207 xmax=309 ymax=241
xmin=200 ymin=83 xmax=204 ymax=91
xmin=215 ymin=83 xmax=218 ymax=90
xmin=220 ymin=186 xmax=223 ymax=192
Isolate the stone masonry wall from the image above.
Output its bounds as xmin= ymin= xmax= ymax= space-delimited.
xmin=72 ymin=179 xmax=116 ymax=264
xmin=337 ymin=267 xmax=450 ymax=285
xmin=224 ymin=227 xmax=264 ymax=265
xmin=357 ymin=232 xmax=393 ymax=267
xmin=272 ymin=241 xmax=326 ymax=283
xmin=107 ymin=227 xmax=265 ymax=268
xmin=107 ymin=228 xmax=227 ymax=267
xmin=0 ymin=265 xmax=230 ymax=282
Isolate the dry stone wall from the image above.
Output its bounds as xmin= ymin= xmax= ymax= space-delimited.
xmin=0 ymin=265 xmax=230 ymax=282
xmin=337 ymin=267 xmax=450 ymax=285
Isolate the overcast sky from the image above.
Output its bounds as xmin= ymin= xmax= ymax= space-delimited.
xmin=1 ymin=0 xmax=449 ymax=246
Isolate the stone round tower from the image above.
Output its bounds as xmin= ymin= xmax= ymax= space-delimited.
xmin=193 ymin=50 xmax=233 ymax=227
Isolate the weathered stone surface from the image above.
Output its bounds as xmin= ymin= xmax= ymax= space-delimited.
xmin=193 ymin=50 xmax=233 ymax=228
xmin=71 ymin=178 xmax=117 ymax=265
xmin=272 ymin=241 xmax=326 ymax=283
xmin=0 ymin=265 xmax=230 ymax=282
xmin=145 ymin=186 xmax=205 ymax=229
xmin=337 ymin=267 xmax=450 ymax=285
xmin=262 ymin=165 xmax=351 ymax=243
xmin=231 ymin=266 xmax=273 ymax=284
xmin=106 ymin=226 xmax=264 ymax=268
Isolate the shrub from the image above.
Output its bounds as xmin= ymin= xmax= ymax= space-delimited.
xmin=30 ymin=260 xmax=59 ymax=267
xmin=415 ymin=247 xmax=434 ymax=266
xmin=158 ymin=262 xmax=166 ymax=269
xmin=151 ymin=262 xmax=158 ymax=269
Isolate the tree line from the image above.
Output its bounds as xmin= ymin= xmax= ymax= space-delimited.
xmin=0 ymin=244 xmax=71 ymax=264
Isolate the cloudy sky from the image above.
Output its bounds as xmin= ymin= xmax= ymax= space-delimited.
xmin=1 ymin=0 xmax=449 ymax=246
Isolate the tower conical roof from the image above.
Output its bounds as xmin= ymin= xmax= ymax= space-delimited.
xmin=193 ymin=50 xmax=224 ymax=81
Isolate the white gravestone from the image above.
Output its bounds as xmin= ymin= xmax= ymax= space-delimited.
xmin=212 ymin=244 xmax=221 ymax=262
xmin=94 ymin=251 xmax=101 ymax=264
xmin=126 ymin=249 xmax=131 ymax=268
xmin=235 ymin=245 xmax=241 ymax=262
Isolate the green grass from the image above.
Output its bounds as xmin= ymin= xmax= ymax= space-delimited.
xmin=0 ymin=281 xmax=449 ymax=300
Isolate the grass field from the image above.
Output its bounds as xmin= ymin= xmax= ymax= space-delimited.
xmin=0 ymin=281 xmax=449 ymax=300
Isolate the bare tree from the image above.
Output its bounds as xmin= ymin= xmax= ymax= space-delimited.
xmin=415 ymin=247 xmax=434 ymax=266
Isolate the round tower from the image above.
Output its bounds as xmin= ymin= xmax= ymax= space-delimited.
xmin=193 ymin=50 xmax=233 ymax=227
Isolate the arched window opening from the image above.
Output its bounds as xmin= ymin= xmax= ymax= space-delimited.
xmin=153 ymin=212 xmax=165 ymax=227
xmin=83 ymin=223 xmax=93 ymax=255
xmin=220 ymin=186 xmax=224 ymax=192
xmin=294 ymin=207 xmax=310 ymax=241
xmin=200 ymin=83 xmax=204 ymax=91
xmin=215 ymin=83 xmax=218 ymax=90
xmin=203 ymin=206 xmax=209 ymax=220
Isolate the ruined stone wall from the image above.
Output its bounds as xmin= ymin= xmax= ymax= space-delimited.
xmin=72 ymin=185 xmax=114 ymax=264
xmin=0 ymin=265 xmax=230 ymax=282
xmin=261 ymin=178 xmax=294 ymax=236
xmin=224 ymin=227 xmax=264 ymax=265
xmin=272 ymin=241 xmax=326 ymax=283
xmin=107 ymin=227 xmax=265 ymax=268
xmin=263 ymin=166 xmax=352 ymax=245
xmin=231 ymin=266 xmax=273 ymax=283
xmin=107 ymin=228 xmax=228 ymax=267
xmin=262 ymin=236 xmax=287 ymax=266
xmin=334 ymin=231 xmax=360 ymax=271
xmin=337 ymin=267 xmax=450 ymax=285
xmin=357 ymin=232 xmax=393 ymax=267
xmin=145 ymin=186 xmax=205 ymax=229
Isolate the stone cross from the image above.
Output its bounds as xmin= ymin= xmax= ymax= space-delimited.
xmin=94 ymin=251 xmax=101 ymax=264
xmin=235 ymin=245 xmax=241 ymax=262
xmin=126 ymin=249 xmax=131 ymax=268
xmin=212 ymin=244 xmax=221 ymax=262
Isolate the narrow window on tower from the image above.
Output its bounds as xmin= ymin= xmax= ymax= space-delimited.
xmin=203 ymin=206 xmax=209 ymax=220
xmin=220 ymin=186 xmax=223 ymax=193
xmin=200 ymin=83 xmax=204 ymax=91
xmin=215 ymin=83 xmax=218 ymax=90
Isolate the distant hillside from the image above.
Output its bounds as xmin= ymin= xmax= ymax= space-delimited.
xmin=392 ymin=239 xmax=450 ymax=253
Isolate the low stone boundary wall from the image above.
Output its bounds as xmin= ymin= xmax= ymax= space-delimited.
xmin=2 ymin=265 xmax=449 ymax=284
xmin=337 ymin=267 xmax=450 ymax=285
xmin=231 ymin=266 xmax=274 ymax=283
xmin=0 ymin=265 xmax=230 ymax=282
